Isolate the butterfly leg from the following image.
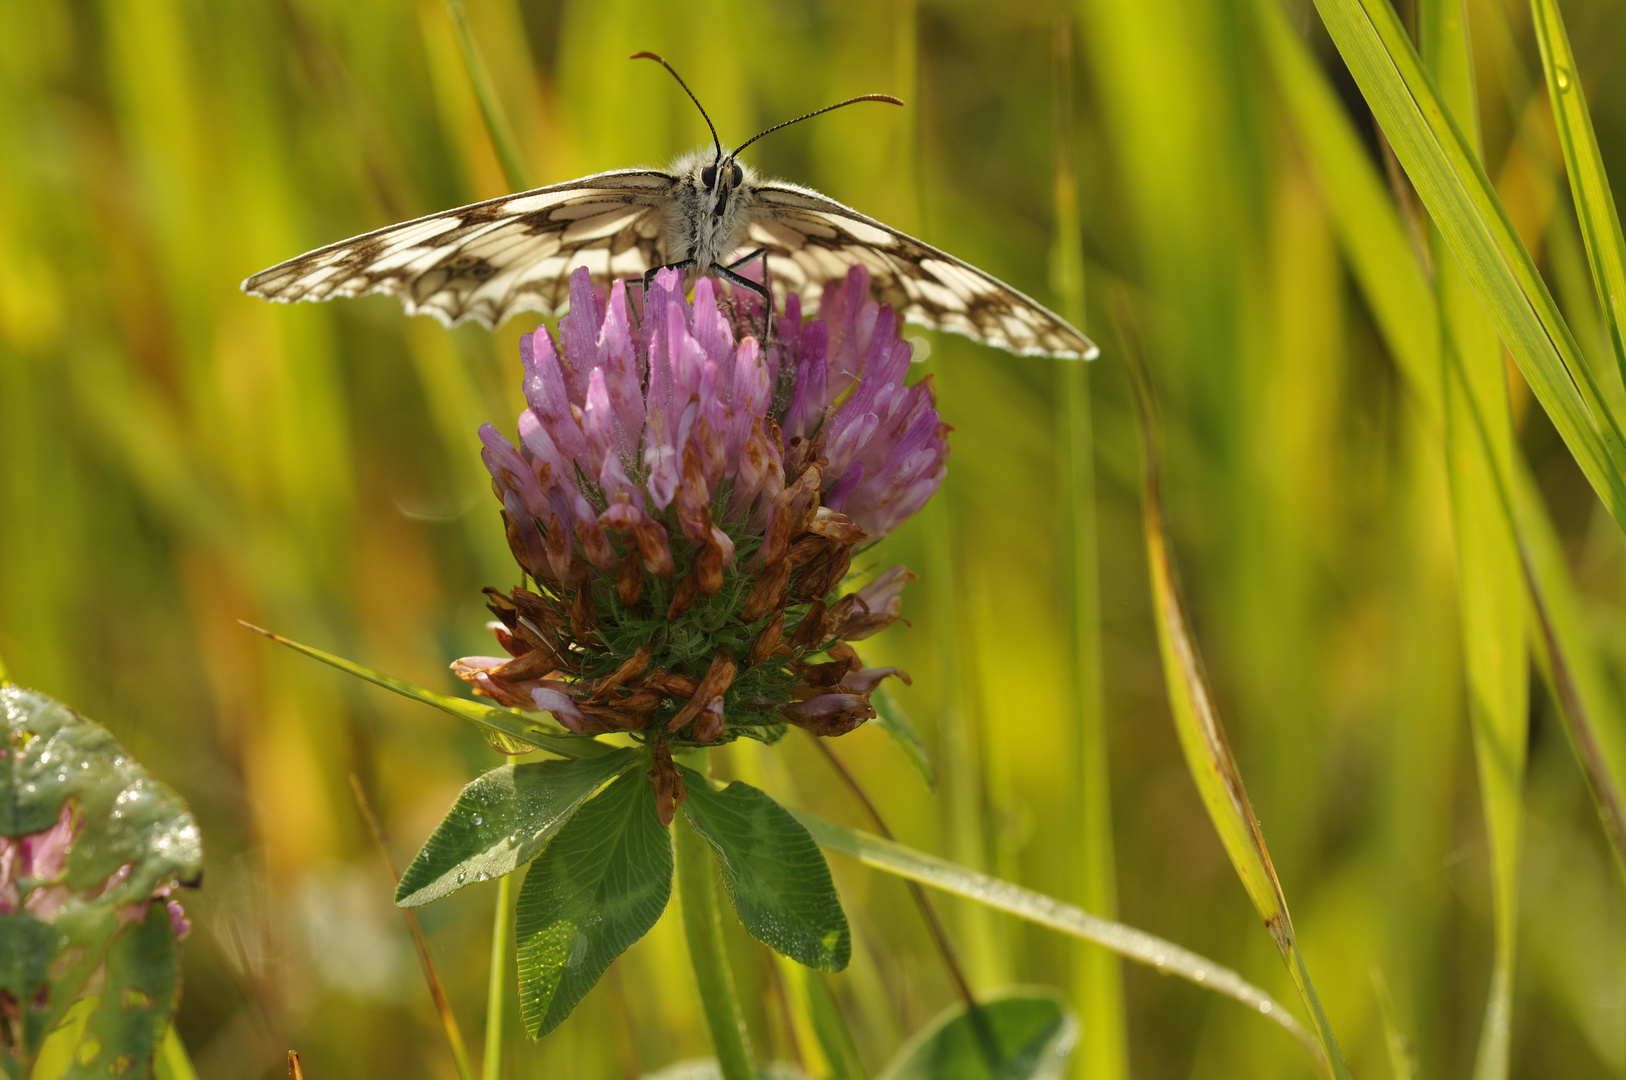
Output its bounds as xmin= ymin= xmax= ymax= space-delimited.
xmin=722 ymin=249 xmax=771 ymax=342
xmin=717 ymin=266 xmax=773 ymax=343
xmin=726 ymin=248 xmax=767 ymax=274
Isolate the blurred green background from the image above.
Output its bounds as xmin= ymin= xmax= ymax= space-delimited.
xmin=3 ymin=0 xmax=1625 ymax=1077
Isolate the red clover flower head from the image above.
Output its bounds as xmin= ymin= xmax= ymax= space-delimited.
xmin=460 ymin=265 xmax=947 ymax=818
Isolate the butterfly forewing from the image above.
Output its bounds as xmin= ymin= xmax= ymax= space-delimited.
xmin=241 ymin=171 xmax=675 ymax=328
xmin=745 ymin=184 xmax=1097 ymax=359
xmin=242 ymin=163 xmax=1097 ymax=359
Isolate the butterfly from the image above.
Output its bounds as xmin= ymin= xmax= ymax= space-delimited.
xmin=241 ymin=53 xmax=1098 ymax=360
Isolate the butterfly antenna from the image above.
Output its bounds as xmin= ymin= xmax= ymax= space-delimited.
xmin=730 ymin=94 xmax=904 ymax=160
xmin=631 ymin=52 xmax=724 ymax=163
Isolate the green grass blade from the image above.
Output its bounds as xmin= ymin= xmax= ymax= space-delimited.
xmin=444 ymin=0 xmax=529 ymax=191
xmin=241 ymin=622 xmax=614 ymax=759
xmin=156 ymin=1026 xmax=201 ymax=1080
xmin=1050 ymin=15 xmax=1126 ymax=1080
xmin=793 ymin=812 xmax=1326 ymax=1067
xmin=1120 ymin=315 xmax=1347 ymax=1079
xmin=1252 ymin=0 xmax=1440 ymax=420
xmin=1418 ymin=5 xmax=1528 ymax=1076
xmin=1310 ymin=0 xmax=1626 ymax=534
xmin=1529 ymin=0 xmax=1626 ymax=392
xmin=1266 ymin=0 xmax=1626 ymax=908
xmin=800 ymin=964 xmax=869 ymax=1080
xmin=1515 ymin=461 xmax=1626 ymax=877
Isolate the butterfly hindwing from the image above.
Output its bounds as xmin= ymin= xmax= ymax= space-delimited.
xmin=241 ymin=170 xmax=677 ymax=328
xmin=744 ymin=183 xmax=1096 ymax=359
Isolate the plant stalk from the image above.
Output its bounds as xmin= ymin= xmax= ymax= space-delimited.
xmin=0 ymin=644 xmax=11 ymax=687
xmin=483 ymin=756 xmax=518 ymax=1080
xmin=805 ymin=735 xmax=978 ymax=1010
xmin=1050 ymin=12 xmax=1128 ymax=1080
xmin=674 ymin=752 xmax=755 ymax=1080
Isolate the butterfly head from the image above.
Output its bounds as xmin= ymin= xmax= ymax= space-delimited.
xmin=632 ymin=52 xmax=901 ymax=216
xmin=700 ymin=156 xmax=747 ymax=218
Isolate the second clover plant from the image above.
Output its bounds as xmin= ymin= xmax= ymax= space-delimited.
xmin=398 ymin=262 xmax=949 ymax=1036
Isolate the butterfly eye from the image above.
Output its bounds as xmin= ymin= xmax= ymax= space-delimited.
xmin=701 ymin=163 xmax=718 ymax=188
xmin=729 ymin=163 xmax=743 ymax=188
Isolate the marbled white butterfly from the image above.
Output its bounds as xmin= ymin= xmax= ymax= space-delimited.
xmin=241 ymin=54 xmax=1097 ymax=360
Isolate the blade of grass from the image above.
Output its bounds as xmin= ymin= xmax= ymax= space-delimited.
xmin=799 ymin=964 xmax=869 ymax=1080
xmin=1117 ymin=296 xmax=1349 ymax=1080
xmin=1528 ymin=0 xmax=1626 ymax=392
xmin=1253 ymin=0 xmax=1440 ymax=421
xmin=156 ymin=1026 xmax=202 ymax=1080
xmin=350 ymin=775 xmax=477 ymax=1080
xmin=445 ymin=0 xmax=529 ymax=192
xmin=1370 ymin=969 xmax=1418 ymax=1080
xmin=240 ymin=622 xmax=613 ymax=759
xmin=1309 ymin=0 xmax=1626 ymax=535
xmin=793 ymin=812 xmax=1325 ymax=1065
xmin=1417 ymin=5 xmax=1528 ymax=1076
xmin=1259 ymin=0 xmax=1626 ymax=895
xmin=1050 ymin=13 xmax=1127 ymax=1080
xmin=1515 ymin=461 xmax=1626 ymax=879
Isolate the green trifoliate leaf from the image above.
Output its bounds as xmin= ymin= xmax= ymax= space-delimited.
xmin=59 ymin=900 xmax=181 ymax=1080
xmin=2 ymin=687 xmax=201 ymax=899
xmin=1 ymin=686 xmax=200 ymax=1075
xmin=396 ymin=748 xmax=639 ymax=907
xmin=872 ymin=686 xmax=934 ymax=789
xmin=677 ymin=767 xmax=850 ymax=972
xmin=878 ymin=989 xmax=1077 ymax=1080
xmin=514 ymin=767 xmax=673 ymax=1038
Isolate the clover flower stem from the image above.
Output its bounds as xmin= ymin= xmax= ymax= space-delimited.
xmin=483 ymin=756 xmax=518 ymax=1080
xmin=674 ymin=750 xmax=755 ymax=1080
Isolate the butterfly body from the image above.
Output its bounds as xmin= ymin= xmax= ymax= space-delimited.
xmin=242 ymin=149 xmax=1098 ymax=359
xmin=661 ymin=148 xmax=755 ymax=276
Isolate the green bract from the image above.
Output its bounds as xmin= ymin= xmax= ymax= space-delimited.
xmin=1 ymin=686 xmax=201 ymax=1079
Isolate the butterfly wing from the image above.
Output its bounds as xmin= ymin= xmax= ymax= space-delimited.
xmin=240 ymin=170 xmax=677 ymax=328
xmin=743 ymin=183 xmax=1097 ymax=359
